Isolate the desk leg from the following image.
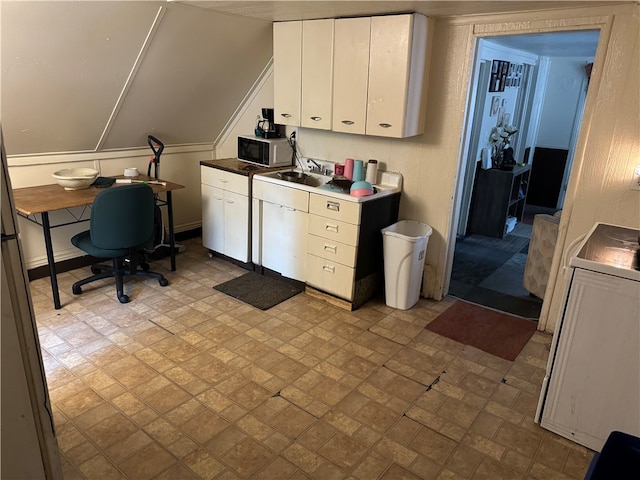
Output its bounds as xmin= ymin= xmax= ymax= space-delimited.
xmin=167 ymin=191 xmax=176 ymax=271
xmin=41 ymin=212 xmax=61 ymax=310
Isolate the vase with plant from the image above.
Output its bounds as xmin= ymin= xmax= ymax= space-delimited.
xmin=489 ymin=124 xmax=518 ymax=169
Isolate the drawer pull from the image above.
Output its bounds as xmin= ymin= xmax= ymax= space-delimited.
xmin=310 ymin=116 xmax=322 ymax=121
xmin=379 ymin=123 xmax=392 ymax=128
xmin=219 ymin=178 xmax=228 ymax=183
xmin=225 ymin=199 xmax=235 ymax=204
xmin=281 ymin=113 xmax=292 ymax=118
xmin=323 ymin=244 xmax=337 ymax=253
xmin=325 ymin=224 xmax=339 ymax=233
xmin=341 ymin=120 xmax=354 ymax=125
xmin=326 ymin=201 xmax=340 ymax=212
xmin=322 ymin=264 xmax=335 ymax=273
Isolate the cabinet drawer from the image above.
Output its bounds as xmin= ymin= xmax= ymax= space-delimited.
xmin=306 ymin=254 xmax=355 ymax=300
xmin=253 ymin=180 xmax=309 ymax=211
xmin=307 ymin=233 xmax=356 ymax=267
xmin=201 ymin=166 xmax=248 ymax=195
xmin=308 ymin=214 xmax=359 ymax=246
xmin=309 ymin=193 xmax=361 ymax=224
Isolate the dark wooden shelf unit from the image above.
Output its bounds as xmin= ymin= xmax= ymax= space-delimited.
xmin=468 ymin=164 xmax=531 ymax=238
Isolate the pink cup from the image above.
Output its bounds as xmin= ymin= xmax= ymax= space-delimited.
xmin=344 ymin=158 xmax=354 ymax=180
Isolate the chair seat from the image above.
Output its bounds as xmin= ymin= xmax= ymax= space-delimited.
xmin=71 ymin=230 xmax=130 ymax=259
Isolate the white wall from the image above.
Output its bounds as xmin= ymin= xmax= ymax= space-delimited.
xmin=9 ymin=144 xmax=211 ymax=269
xmin=476 ymin=42 xmax=537 ymax=161
xmin=537 ymin=57 xmax=592 ymax=149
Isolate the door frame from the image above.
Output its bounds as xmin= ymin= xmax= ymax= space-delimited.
xmin=444 ymin=21 xmax=607 ymax=332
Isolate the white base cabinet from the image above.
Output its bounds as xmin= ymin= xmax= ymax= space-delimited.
xmin=201 ymin=166 xmax=250 ymax=262
xmin=252 ymin=179 xmax=309 ymax=282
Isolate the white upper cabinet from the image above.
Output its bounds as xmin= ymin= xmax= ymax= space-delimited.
xmin=366 ymin=14 xmax=429 ymax=138
xmin=332 ymin=17 xmax=371 ymax=135
xmin=273 ymin=21 xmax=302 ymax=126
xmin=275 ymin=14 xmax=429 ymax=138
xmin=301 ymin=19 xmax=334 ymax=130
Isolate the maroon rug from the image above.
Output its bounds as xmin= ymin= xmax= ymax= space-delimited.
xmin=426 ymin=300 xmax=537 ymax=361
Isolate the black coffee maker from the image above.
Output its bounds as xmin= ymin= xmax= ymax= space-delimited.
xmin=259 ymin=108 xmax=283 ymax=138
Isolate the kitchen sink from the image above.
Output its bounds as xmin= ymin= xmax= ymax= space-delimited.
xmin=263 ymin=170 xmax=332 ymax=187
xmin=253 ymin=168 xmax=403 ymax=202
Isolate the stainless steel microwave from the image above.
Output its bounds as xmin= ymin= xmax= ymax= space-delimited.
xmin=237 ymin=135 xmax=292 ymax=167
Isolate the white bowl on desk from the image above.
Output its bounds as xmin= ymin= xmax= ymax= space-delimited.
xmin=52 ymin=168 xmax=99 ymax=190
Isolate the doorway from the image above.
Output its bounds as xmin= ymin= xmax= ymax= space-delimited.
xmin=448 ymin=30 xmax=599 ymax=319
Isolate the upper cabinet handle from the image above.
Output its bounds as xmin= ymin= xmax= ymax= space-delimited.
xmin=281 ymin=113 xmax=292 ymax=118
xmin=379 ymin=123 xmax=392 ymax=128
xmin=341 ymin=120 xmax=354 ymax=125
xmin=310 ymin=116 xmax=322 ymax=121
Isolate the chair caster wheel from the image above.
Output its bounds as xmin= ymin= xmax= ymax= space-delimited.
xmin=118 ymin=294 xmax=129 ymax=304
xmin=72 ymin=285 xmax=82 ymax=295
xmin=159 ymin=278 xmax=169 ymax=287
xmin=91 ymin=265 xmax=102 ymax=274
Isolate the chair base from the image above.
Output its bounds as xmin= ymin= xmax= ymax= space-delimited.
xmin=72 ymin=253 xmax=168 ymax=303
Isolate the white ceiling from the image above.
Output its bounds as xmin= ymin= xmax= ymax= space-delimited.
xmin=182 ymin=1 xmax=606 ymax=57
xmin=180 ymin=1 xmax=622 ymax=21
xmin=485 ymin=30 xmax=600 ymax=57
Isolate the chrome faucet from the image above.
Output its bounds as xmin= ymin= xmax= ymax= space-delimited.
xmin=307 ymin=158 xmax=322 ymax=173
xmin=307 ymin=159 xmax=332 ymax=175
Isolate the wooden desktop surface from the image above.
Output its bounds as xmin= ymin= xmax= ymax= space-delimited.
xmin=13 ymin=175 xmax=184 ymax=215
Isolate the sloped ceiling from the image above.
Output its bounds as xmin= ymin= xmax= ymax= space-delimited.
xmin=1 ymin=1 xmax=273 ymax=155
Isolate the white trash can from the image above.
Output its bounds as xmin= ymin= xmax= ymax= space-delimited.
xmin=381 ymin=220 xmax=433 ymax=310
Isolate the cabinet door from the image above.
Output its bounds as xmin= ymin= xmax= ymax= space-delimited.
xmin=332 ymin=17 xmax=370 ymax=135
xmin=261 ymin=202 xmax=308 ymax=281
xmin=201 ymin=184 xmax=224 ymax=253
xmin=223 ymin=191 xmax=249 ymax=262
xmin=273 ymin=21 xmax=302 ymax=126
xmin=300 ymin=19 xmax=334 ymax=130
xmin=367 ymin=14 xmax=427 ymax=138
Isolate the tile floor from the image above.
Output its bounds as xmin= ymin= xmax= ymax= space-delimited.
xmin=31 ymin=237 xmax=594 ymax=479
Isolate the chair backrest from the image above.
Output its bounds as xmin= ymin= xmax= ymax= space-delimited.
xmin=90 ymin=184 xmax=155 ymax=250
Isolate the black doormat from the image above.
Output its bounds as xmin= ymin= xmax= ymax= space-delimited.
xmin=213 ymin=271 xmax=303 ymax=310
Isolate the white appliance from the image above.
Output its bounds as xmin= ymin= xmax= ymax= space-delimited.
xmin=535 ymin=222 xmax=640 ymax=451
xmin=1 ymin=129 xmax=63 ymax=478
xmin=237 ymin=135 xmax=292 ymax=167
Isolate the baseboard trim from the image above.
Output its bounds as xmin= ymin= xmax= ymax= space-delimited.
xmin=28 ymin=228 xmax=202 ymax=281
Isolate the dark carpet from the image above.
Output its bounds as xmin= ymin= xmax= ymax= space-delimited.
xmin=449 ymin=222 xmax=542 ymax=319
xmin=214 ymin=271 xmax=303 ymax=310
xmin=426 ymin=299 xmax=537 ymax=361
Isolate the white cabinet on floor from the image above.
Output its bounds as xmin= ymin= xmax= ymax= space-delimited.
xmin=252 ymin=179 xmax=309 ymax=281
xmin=273 ymin=21 xmax=302 ymax=126
xmin=201 ymin=166 xmax=250 ymax=262
xmin=306 ymin=194 xmax=361 ymax=300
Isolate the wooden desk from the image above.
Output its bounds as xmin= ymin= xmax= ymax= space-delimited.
xmin=13 ymin=175 xmax=185 ymax=309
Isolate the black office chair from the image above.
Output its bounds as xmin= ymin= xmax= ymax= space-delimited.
xmin=71 ymin=183 xmax=169 ymax=303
